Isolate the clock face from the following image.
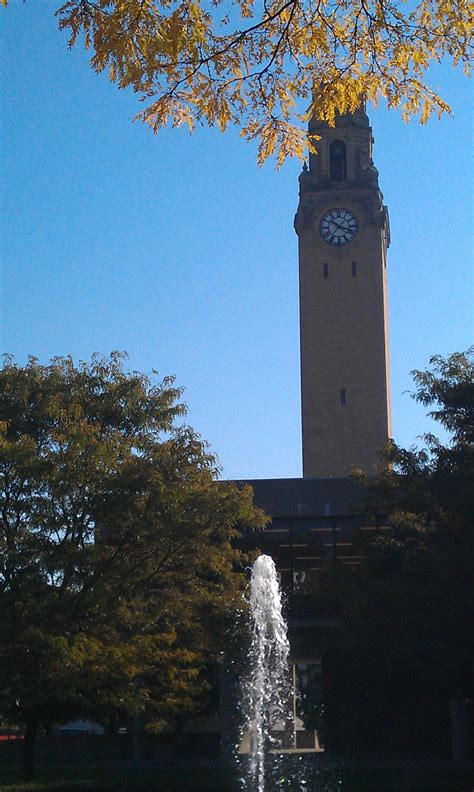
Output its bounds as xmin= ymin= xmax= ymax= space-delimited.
xmin=320 ymin=208 xmax=358 ymax=246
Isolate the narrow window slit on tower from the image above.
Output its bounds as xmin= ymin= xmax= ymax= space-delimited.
xmin=323 ymin=263 xmax=329 ymax=279
xmin=352 ymin=261 xmax=357 ymax=277
xmin=340 ymin=389 xmax=346 ymax=405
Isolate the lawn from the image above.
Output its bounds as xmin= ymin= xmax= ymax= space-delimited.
xmin=0 ymin=766 xmax=236 ymax=792
xmin=0 ymin=763 xmax=473 ymax=791
xmin=342 ymin=765 xmax=474 ymax=791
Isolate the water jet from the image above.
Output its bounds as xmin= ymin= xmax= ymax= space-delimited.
xmin=239 ymin=554 xmax=324 ymax=791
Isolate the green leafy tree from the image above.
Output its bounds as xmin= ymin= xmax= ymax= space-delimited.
xmin=2 ymin=0 xmax=472 ymax=164
xmin=0 ymin=352 xmax=265 ymax=777
xmin=325 ymin=349 xmax=474 ymax=756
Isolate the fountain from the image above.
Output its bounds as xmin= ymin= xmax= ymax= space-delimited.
xmin=238 ymin=554 xmax=332 ymax=791
xmin=240 ymin=554 xmax=291 ymax=791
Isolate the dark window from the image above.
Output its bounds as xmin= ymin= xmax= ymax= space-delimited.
xmin=330 ymin=140 xmax=347 ymax=181
xmin=323 ymin=263 xmax=329 ymax=279
xmin=340 ymin=389 xmax=346 ymax=405
xmin=352 ymin=261 xmax=357 ymax=277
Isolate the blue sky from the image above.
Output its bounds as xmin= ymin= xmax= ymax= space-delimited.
xmin=2 ymin=2 xmax=473 ymax=479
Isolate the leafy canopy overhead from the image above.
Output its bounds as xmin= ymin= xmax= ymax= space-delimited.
xmin=3 ymin=0 xmax=472 ymax=164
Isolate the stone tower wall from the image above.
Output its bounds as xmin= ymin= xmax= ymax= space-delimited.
xmin=295 ymin=113 xmax=391 ymax=477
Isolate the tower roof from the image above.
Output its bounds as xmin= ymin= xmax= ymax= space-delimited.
xmin=309 ymin=104 xmax=370 ymax=134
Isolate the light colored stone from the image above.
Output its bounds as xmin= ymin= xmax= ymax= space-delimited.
xmin=295 ymin=109 xmax=391 ymax=478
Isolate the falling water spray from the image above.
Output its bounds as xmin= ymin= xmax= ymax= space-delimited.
xmin=241 ymin=554 xmax=291 ymax=792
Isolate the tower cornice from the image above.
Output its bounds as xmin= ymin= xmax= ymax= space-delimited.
xmin=294 ymin=186 xmax=386 ymax=238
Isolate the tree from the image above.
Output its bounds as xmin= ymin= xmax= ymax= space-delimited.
xmin=324 ymin=349 xmax=474 ymax=756
xmin=0 ymin=352 xmax=265 ymax=777
xmin=2 ymin=1 xmax=472 ymax=165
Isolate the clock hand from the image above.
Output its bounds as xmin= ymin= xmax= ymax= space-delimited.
xmin=330 ymin=220 xmax=348 ymax=232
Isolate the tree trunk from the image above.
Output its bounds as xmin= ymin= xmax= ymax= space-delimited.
xmin=131 ymin=714 xmax=143 ymax=765
xmin=22 ymin=719 xmax=37 ymax=781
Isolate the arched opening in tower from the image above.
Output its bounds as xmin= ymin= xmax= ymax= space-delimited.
xmin=330 ymin=140 xmax=347 ymax=181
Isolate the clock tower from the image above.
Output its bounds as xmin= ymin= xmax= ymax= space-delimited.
xmin=294 ymin=106 xmax=391 ymax=478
